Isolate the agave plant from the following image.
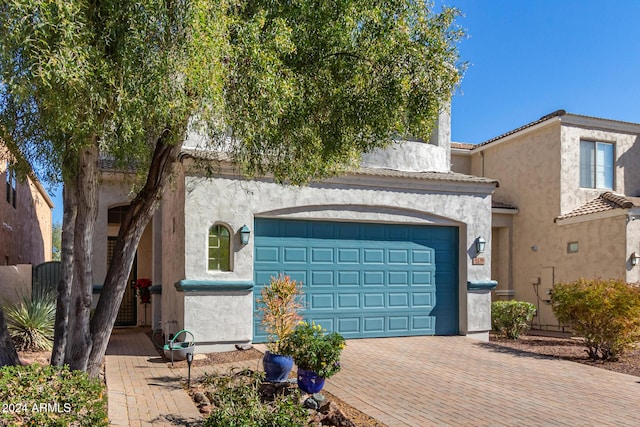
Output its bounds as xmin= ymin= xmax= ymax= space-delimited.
xmin=2 ymin=285 xmax=56 ymax=351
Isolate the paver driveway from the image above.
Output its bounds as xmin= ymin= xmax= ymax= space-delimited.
xmin=323 ymin=336 xmax=640 ymax=426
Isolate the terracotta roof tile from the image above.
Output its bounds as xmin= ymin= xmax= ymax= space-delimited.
xmin=451 ymin=142 xmax=475 ymax=150
xmin=492 ymin=200 xmax=518 ymax=210
xmin=556 ymin=192 xmax=640 ymax=220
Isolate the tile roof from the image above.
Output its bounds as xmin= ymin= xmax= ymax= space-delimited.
xmin=353 ymin=168 xmax=498 ymax=185
xmin=492 ymin=200 xmax=518 ymax=210
xmin=451 ymin=142 xmax=476 ymax=150
xmin=556 ymin=192 xmax=640 ymax=220
xmin=476 ymin=110 xmax=567 ymax=148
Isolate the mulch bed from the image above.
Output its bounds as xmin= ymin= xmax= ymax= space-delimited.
xmin=488 ymin=333 xmax=640 ymax=377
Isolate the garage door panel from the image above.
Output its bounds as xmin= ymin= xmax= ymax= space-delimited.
xmin=255 ymin=246 xmax=280 ymax=262
xmin=411 ymin=271 xmax=432 ymax=286
xmin=310 ymin=294 xmax=334 ymax=310
xmin=363 ymin=293 xmax=385 ymax=308
xmin=310 ymin=270 xmax=334 ymax=286
xmin=337 ymin=318 xmax=360 ymax=333
xmin=412 ymin=293 xmax=433 ymax=307
xmin=389 ymin=317 xmax=409 ymax=332
xmin=254 ymin=218 xmax=458 ymax=340
xmin=388 ymin=271 xmax=409 ymax=286
xmin=363 ymin=271 xmax=384 ymax=286
xmin=284 ymin=247 xmax=307 ymax=263
xmin=411 ymin=249 xmax=433 ymax=264
xmin=388 ymin=293 xmax=409 ymax=308
xmin=310 ymin=247 xmax=333 ymax=263
xmin=363 ymin=248 xmax=384 ymax=264
xmin=337 ymin=271 xmax=359 ymax=286
xmin=337 ymin=294 xmax=360 ymax=309
xmin=388 ymin=249 xmax=409 ymax=264
xmin=363 ymin=317 xmax=385 ymax=333
xmin=337 ymin=248 xmax=359 ymax=263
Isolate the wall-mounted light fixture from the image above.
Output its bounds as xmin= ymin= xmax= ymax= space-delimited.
xmin=631 ymin=252 xmax=640 ymax=266
xmin=475 ymin=236 xmax=486 ymax=254
xmin=239 ymin=225 xmax=251 ymax=245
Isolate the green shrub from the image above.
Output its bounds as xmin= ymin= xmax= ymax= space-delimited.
xmin=0 ymin=363 xmax=108 ymax=426
xmin=203 ymin=368 xmax=307 ymax=427
xmin=491 ymin=300 xmax=536 ymax=339
xmin=551 ymin=278 xmax=640 ymax=361
xmin=279 ymin=321 xmax=345 ymax=378
xmin=2 ymin=287 xmax=56 ymax=351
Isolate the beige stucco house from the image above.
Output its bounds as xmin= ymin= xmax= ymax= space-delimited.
xmin=451 ymin=110 xmax=640 ymax=331
xmin=94 ymin=110 xmax=500 ymax=351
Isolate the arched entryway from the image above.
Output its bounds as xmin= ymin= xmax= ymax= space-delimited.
xmin=108 ymin=206 xmax=137 ymax=326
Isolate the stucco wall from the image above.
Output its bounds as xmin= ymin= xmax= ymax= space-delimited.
xmin=160 ymin=168 xmax=186 ymax=337
xmin=469 ymin=124 xmax=565 ymax=329
xmin=361 ymin=139 xmax=449 ymax=173
xmin=450 ymin=151 xmax=471 ymax=174
xmin=181 ymin=164 xmax=495 ymax=346
xmin=560 ymin=124 xmax=640 ymax=213
xmin=0 ymin=161 xmax=52 ymax=265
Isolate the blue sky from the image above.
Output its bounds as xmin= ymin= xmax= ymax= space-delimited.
xmin=447 ymin=0 xmax=640 ymax=143
xmin=51 ymin=1 xmax=640 ymax=223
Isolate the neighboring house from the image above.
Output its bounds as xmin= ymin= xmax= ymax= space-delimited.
xmin=0 ymin=142 xmax=54 ymax=266
xmin=94 ymin=109 xmax=499 ymax=352
xmin=0 ymin=140 xmax=54 ymax=304
xmin=451 ymin=110 xmax=640 ymax=331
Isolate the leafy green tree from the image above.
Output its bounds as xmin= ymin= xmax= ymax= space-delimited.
xmin=0 ymin=0 xmax=464 ymax=376
xmin=51 ymin=222 xmax=62 ymax=261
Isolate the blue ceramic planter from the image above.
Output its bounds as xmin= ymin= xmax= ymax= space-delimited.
xmin=297 ymin=368 xmax=325 ymax=394
xmin=263 ymin=351 xmax=294 ymax=382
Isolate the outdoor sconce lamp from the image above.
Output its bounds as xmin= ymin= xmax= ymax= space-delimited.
xmin=239 ymin=225 xmax=251 ymax=245
xmin=476 ymin=236 xmax=486 ymax=254
xmin=631 ymin=252 xmax=640 ymax=266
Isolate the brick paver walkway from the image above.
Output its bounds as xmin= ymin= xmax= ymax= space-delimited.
xmin=105 ymin=328 xmax=202 ymax=426
xmin=108 ymin=330 xmax=640 ymax=426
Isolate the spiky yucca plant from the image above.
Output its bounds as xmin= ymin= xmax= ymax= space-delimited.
xmin=2 ymin=286 xmax=56 ymax=351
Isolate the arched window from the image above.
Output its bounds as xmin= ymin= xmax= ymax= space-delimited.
xmin=208 ymin=225 xmax=231 ymax=271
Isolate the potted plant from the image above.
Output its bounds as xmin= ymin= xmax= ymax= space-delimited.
xmin=134 ymin=278 xmax=152 ymax=304
xmin=256 ymin=274 xmax=303 ymax=382
xmin=280 ymin=321 xmax=345 ymax=394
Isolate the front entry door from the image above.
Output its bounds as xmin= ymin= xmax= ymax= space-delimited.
xmin=108 ymin=237 xmax=137 ymax=326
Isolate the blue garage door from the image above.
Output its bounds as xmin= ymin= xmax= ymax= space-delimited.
xmin=253 ymin=218 xmax=458 ymax=340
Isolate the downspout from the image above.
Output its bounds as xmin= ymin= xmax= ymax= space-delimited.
xmin=480 ymin=151 xmax=485 ymax=177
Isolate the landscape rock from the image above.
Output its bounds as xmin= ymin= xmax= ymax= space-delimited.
xmin=193 ymin=391 xmax=208 ymax=404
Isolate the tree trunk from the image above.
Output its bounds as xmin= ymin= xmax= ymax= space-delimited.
xmin=0 ymin=308 xmax=20 ymax=367
xmin=65 ymin=145 xmax=99 ymax=371
xmin=51 ymin=184 xmax=77 ymax=366
xmin=87 ymin=135 xmax=182 ymax=377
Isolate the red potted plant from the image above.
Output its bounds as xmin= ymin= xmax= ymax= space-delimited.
xmin=134 ymin=278 xmax=152 ymax=304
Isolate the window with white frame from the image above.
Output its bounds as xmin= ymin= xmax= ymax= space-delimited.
xmin=579 ymin=140 xmax=613 ymax=189
xmin=208 ymin=224 xmax=231 ymax=271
